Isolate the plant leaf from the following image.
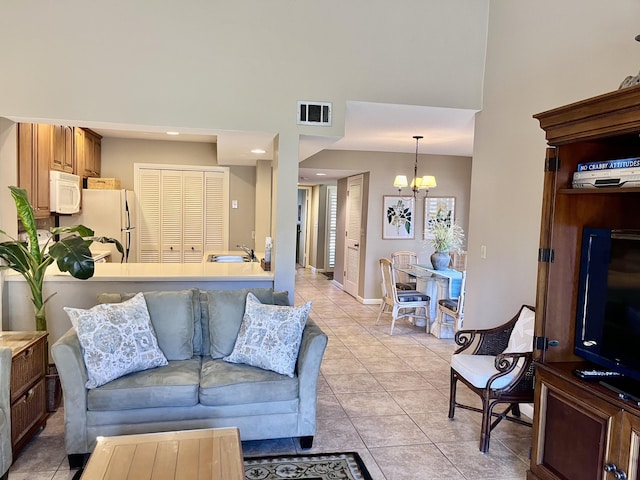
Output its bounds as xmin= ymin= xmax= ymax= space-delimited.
xmin=0 ymin=241 xmax=31 ymax=274
xmin=51 ymin=224 xmax=95 ymax=237
xmin=48 ymin=236 xmax=95 ymax=279
xmin=91 ymin=236 xmax=125 ymax=261
xmin=8 ymin=186 xmax=41 ymax=262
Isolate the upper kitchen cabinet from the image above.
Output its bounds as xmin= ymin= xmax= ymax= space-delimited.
xmin=74 ymin=127 xmax=101 ymax=178
xmin=17 ymin=123 xmax=51 ymax=218
xmin=51 ymin=125 xmax=74 ymax=173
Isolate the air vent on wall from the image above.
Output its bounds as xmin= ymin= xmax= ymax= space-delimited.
xmin=297 ymin=101 xmax=332 ymax=126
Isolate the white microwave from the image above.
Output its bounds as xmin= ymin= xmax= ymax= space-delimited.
xmin=50 ymin=171 xmax=81 ymax=214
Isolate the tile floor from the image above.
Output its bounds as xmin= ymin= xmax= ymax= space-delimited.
xmin=8 ymin=267 xmax=532 ymax=480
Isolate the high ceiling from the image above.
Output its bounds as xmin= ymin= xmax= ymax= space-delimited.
xmin=90 ymin=101 xmax=478 ymax=183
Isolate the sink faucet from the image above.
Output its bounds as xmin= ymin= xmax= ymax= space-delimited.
xmin=237 ymin=244 xmax=256 ymax=261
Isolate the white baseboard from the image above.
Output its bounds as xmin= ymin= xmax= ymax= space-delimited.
xmin=520 ymin=403 xmax=533 ymax=419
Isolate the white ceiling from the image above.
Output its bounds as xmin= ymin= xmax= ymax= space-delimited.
xmin=89 ymin=101 xmax=478 ymax=183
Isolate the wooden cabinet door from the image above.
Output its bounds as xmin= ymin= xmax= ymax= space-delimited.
xmin=75 ymin=128 xmax=101 ymax=178
xmin=52 ymin=125 xmax=74 ymax=173
xmin=17 ymin=123 xmax=51 ymax=217
xmin=617 ymin=412 xmax=640 ymax=480
xmin=531 ymin=370 xmax=621 ymax=480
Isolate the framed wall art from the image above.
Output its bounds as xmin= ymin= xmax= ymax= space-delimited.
xmin=383 ymin=195 xmax=415 ymax=239
xmin=424 ymin=196 xmax=455 ymax=238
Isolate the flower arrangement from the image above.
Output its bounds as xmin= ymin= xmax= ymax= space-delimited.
xmin=427 ymin=221 xmax=465 ymax=253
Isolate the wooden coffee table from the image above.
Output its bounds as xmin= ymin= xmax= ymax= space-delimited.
xmin=80 ymin=427 xmax=244 ymax=480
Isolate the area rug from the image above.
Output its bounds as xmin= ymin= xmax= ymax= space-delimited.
xmin=244 ymin=452 xmax=373 ymax=480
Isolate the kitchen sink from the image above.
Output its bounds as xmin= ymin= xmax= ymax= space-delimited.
xmin=206 ymin=254 xmax=254 ymax=263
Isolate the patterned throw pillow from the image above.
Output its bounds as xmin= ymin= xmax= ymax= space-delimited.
xmin=223 ymin=293 xmax=311 ymax=377
xmin=504 ymin=306 xmax=536 ymax=354
xmin=64 ymin=292 xmax=168 ymax=389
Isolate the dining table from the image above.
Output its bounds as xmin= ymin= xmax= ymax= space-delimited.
xmin=395 ymin=264 xmax=463 ymax=327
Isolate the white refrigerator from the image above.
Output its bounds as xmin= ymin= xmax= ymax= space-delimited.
xmin=61 ymin=189 xmax=137 ymax=263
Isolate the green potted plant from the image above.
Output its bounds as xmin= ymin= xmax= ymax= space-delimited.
xmin=426 ymin=221 xmax=465 ymax=270
xmin=0 ymin=186 xmax=123 ymax=411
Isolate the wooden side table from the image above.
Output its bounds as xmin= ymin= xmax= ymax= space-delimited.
xmin=81 ymin=428 xmax=244 ymax=480
xmin=0 ymin=331 xmax=48 ymax=459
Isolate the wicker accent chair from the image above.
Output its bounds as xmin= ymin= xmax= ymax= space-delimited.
xmin=0 ymin=347 xmax=11 ymax=480
xmin=449 ymin=305 xmax=535 ymax=453
xmin=390 ymin=251 xmax=418 ymax=291
xmin=376 ymin=258 xmax=430 ymax=335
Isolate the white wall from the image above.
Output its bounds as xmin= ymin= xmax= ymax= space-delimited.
xmin=464 ymin=0 xmax=640 ymax=327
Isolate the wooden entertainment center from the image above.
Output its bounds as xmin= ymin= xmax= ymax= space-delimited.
xmin=529 ymin=87 xmax=640 ymax=479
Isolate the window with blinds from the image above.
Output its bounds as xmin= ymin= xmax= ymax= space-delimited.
xmin=326 ymin=186 xmax=337 ymax=269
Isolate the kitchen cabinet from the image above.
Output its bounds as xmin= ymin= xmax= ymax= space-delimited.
xmin=528 ymin=87 xmax=640 ymax=479
xmin=17 ymin=123 xmax=51 ymax=218
xmin=0 ymin=331 xmax=48 ymax=460
xmin=51 ymin=125 xmax=74 ymax=173
xmin=75 ymin=127 xmax=101 ymax=178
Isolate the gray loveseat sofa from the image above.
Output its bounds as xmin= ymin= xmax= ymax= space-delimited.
xmin=51 ymin=288 xmax=327 ymax=468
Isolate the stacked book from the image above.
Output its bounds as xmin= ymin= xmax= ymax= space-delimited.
xmin=572 ymin=157 xmax=640 ymax=189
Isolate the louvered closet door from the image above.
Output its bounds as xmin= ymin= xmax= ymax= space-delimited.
xmin=161 ymin=170 xmax=183 ymax=263
xmin=138 ymin=169 xmax=161 ymax=262
xmin=204 ymin=171 xmax=228 ymax=252
xmin=182 ymin=171 xmax=204 ymax=263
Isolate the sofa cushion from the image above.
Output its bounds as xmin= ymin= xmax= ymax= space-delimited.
xmin=98 ymin=289 xmax=199 ymax=360
xmin=451 ymin=353 xmax=524 ymax=389
xmin=223 ymin=293 xmax=311 ymax=377
xmin=199 ymin=358 xmax=298 ymax=406
xmin=207 ymin=288 xmax=277 ymax=359
xmin=87 ymin=358 xmax=201 ymax=410
xmin=65 ymin=293 xmax=168 ymax=389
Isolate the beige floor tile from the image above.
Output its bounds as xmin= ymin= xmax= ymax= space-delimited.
xmin=347 ymin=343 xmax=396 ymax=359
xmin=389 ymin=388 xmax=450 ymax=414
xmin=324 ymin=372 xmax=384 ymax=394
xmin=372 ymin=371 xmax=434 ymax=391
xmin=320 ymin=356 xmax=368 ymax=375
xmin=410 ymin=410 xmax=482 ymax=443
xmin=317 ymin=394 xmax=348 ymax=418
xmin=437 ymin=439 xmax=529 ymax=479
xmin=351 ymin=415 xmax=429 ymax=448
xmin=370 ymin=444 xmax=465 ymax=480
xmin=359 ymin=356 xmax=414 ymax=373
xmin=336 ymin=391 xmax=405 ymax=417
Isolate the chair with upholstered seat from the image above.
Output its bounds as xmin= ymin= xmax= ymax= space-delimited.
xmin=0 ymin=346 xmax=12 ymax=480
xmin=448 ymin=304 xmax=535 ymax=453
xmin=376 ymin=258 xmax=430 ymax=335
xmin=433 ymin=270 xmax=467 ymax=338
xmin=390 ymin=251 xmax=418 ymax=291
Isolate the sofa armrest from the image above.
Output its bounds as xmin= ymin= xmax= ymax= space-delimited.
xmin=295 ymin=318 xmax=328 ymax=435
xmin=51 ymin=328 xmax=91 ymax=454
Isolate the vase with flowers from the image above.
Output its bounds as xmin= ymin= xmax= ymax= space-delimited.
xmin=426 ymin=221 xmax=465 ymax=270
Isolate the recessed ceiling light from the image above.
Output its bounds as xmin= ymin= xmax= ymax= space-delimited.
xmin=251 ymin=148 xmax=266 ymax=154
xmin=316 ymin=173 xmax=327 ymax=176
xmin=166 ymin=131 xmax=180 ymax=136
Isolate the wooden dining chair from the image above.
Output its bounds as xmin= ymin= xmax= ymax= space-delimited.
xmin=433 ymin=270 xmax=467 ymax=338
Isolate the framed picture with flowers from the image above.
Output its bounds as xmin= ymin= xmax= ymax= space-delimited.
xmin=424 ymin=196 xmax=456 ymax=239
xmin=383 ymin=195 xmax=415 ymax=239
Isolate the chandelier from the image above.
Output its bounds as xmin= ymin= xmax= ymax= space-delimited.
xmin=393 ymin=135 xmax=437 ymax=198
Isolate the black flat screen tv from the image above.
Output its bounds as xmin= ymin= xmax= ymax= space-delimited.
xmin=575 ymin=228 xmax=640 ymax=383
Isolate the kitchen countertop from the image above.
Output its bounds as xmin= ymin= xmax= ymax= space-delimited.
xmin=4 ymin=260 xmax=273 ymax=282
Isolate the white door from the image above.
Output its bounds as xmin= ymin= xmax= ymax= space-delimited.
xmin=137 ymin=169 xmax=161 ymax=262
xmin=343 ymin=174 xmax=363 ymax=297
xmin=135 ymin=164 xmax=229 ymax=263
